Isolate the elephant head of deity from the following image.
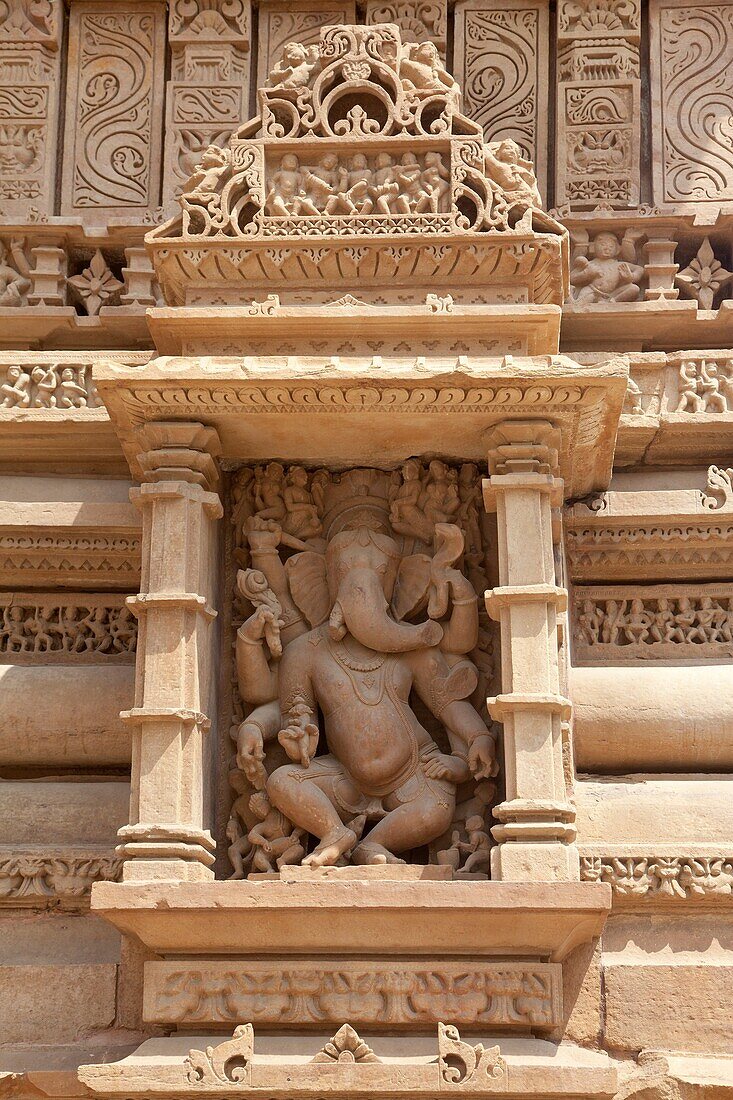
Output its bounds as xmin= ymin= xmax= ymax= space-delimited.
xmin=285 ymin=522 xmax=444 ymax=653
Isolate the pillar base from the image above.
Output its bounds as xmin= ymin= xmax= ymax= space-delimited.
xmin=491 ymin=842 xmax=580 ymax=883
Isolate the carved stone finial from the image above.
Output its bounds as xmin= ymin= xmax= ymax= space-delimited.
xmin=438 ymin=1022 xmax=505 ymax=1088
xmin=311 ymin=1023 xmax=381 ymax=1063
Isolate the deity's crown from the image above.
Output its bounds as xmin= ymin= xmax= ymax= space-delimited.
xmin=320 ymin=468 xmax=394 ymax=540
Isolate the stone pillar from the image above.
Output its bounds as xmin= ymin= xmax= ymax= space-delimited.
xmin=117 ymin=422 xmax=223 ymax=882
xmin=483 ymin=420 xmax=578 ymax=882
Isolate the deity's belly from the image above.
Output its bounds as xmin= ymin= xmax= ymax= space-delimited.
xmin=324 ymin=703 xmax=417 ymax=793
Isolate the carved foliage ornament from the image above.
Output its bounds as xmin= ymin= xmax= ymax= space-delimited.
xmin=228 ymin=461 xmax=497 ymax=873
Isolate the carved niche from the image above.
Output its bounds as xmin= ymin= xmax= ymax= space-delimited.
xmin=226 ymin=461 xmax=498 ymax=874
xmin=147 ymin=22 xmax=567 ymax=308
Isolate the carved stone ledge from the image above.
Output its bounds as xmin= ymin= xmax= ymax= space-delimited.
xmin=80 ymin=1025 xmax=618 ymax=1099
xmin=96 ymin=355 xmax=626 ymax=498
xmin=144 ymin=959 xmax=562 ymax=1030
xmin=0 ymin=847 xmax=122 ymax=907
xmin=91 ymin=880 xmax=610 ymax=963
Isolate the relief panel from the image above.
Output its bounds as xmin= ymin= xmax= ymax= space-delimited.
xmin=61 ymin=0 xmax=166 ymax=220
xmin=453 ymin=0 xmax=548 ymax=198
xmin=0 ymin=0 xmax=62 ymax=218
xmin=256 ymin=0 xmax=356 ymax=91
xmin=650 ymin=0 xmax=733 ymax=203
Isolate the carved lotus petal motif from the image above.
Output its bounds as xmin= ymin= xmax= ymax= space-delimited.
xmin=342 ymin=60 xmax=371 ymax=80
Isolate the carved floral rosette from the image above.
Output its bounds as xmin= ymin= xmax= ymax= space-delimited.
xmin=225 ymin=460 xmax=498 ymax=877
xmin=147 ymin=23 xmax=568 ymax=306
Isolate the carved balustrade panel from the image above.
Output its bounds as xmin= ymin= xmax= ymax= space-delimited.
xmin=453 ymin=0 xmax=548 ymax=200
xmin=0 ymin=0 xmax=62 ymax=220
xmin=224 ymin=460 xmax=498 ymax=877
xmin=555 ymin=0 xmax=641 ymax=209
xmin=650 ymin=0 xmax=733 ymax=205
xmin=61 ymin=1 xmax=166 ymax=221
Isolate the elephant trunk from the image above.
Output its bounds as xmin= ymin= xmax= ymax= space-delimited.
xmin=335 ymin=568 xmax=442 ymax=653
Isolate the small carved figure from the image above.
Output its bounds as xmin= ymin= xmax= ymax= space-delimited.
xmin=110 ymin=606 xmax=137 ymax=652
xmin=310 ymin=469 xmax=330 ymax=517
xmin=423 ymin=460 xmax=460 ymax=527
xmin=570 ymin=230 xmax=645 ymax=304
xmin=187 ymin=145 xmax=230 ymax=197
xmin=372 ymin=153 xmax=399 ymax=214
xmin=624 ymin=376 xmax=644 ymax=415
xmin=392 ymin=152 xmax=424 ymax=214
xmin=58 ymin=367 xmax=89 ymax=408
xmin=226 ymin=814 xmax=252 ymax=880
xmin=30 ymin=364 xmax=58 ymax=408
xmin=400 ymin=41 xmax=458 ymax=96
xmin=713 ymin=600 xmax=733 ymax=643
xmin=456 ymin=814 xmax=492 ymax=875
xmin=417 ymin=152 xmax=450 ymax=214
xmin=266 ymin=154 xmax=315 ymax=216
xmin=59 ymin=606 xmax=84 ymax=652
xmin=267 ymin=41 xmax=318 ymax=90
xmin=389 ymin=459 xmax=433 ymax=543
xmin=484 ymin=140 xmax=541 ymax=210
xmin=691 ymin=596 xmax=719 ymax=644
xmin=650 ymin=598 xmax=676 ymax=643
xmin=1 ymin=365 xmax=32 ymax=408
xmin=283 ymin=467 xmax=322 ymax=540
xmin=345 ymin=154 xmax=374 ymax=214
xmin=2 ymin=605 xmax=29 ymax=652
xmin=672 ymin=596 xmax=696 ymax=643
xmin=457 ymin=463 xmax=482 ymax=562
xmin=600 ymin=599 xmax=625 ymax=645
xmin=247 ymin=791 xmax=305 ymax=872
xmin=0 ymin=239 xmax=31 ymax=306
xmin=623 ymin=599 xmax=653 ymax=645
xmin=677 ymin=360 xmax=702 ymax=412
xmin=78 ymin=606 xmax=113 ymax=653
xmin=25 ymin=606 xmax=54 ymax=652
xmin=254 ymin=463 xmax=287 ymax=523
xmin=699 ymin=361 xmax=727 ymax=412
xmin=302 ymin=153 xmax=340 ymax=213
xmin=578 ymin=598 xmax=604 ymax=645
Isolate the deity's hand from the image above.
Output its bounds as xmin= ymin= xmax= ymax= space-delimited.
xmin=468 ymin=734 xmax=498 ymax=780
xmin=236 ymin=722 xmax=267 ymax=789
xmin=423 ymin=753 xmax=470 ymax=783
xmin=238 ymin=605 xmax=282 ymax=658
xmin=246 ymin=516 xmax=282 ymax=552
xmin=278 ymin=719 xmax=319 ymax=768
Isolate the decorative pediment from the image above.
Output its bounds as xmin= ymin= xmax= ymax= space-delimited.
xmin=147 ymin=23 xmax=568 ymax=311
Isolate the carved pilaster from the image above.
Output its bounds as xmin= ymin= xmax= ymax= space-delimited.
xmin=0 ymin=0 xmax=62 ymax=219
xmin=118 ymin=422 xmax=223 ymax=882
xmin=555 ymin=0 xmax=641 ymax=209
xmin=163 ymin=0 xmax=251 ymax=211
xmin=483 ymin=420 xmax=578 ymax=882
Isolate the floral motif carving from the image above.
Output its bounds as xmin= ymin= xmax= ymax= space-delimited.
xmin=67 ymin=250 xmax=124 ymax=316
xmin=149 ymin=961 xmax=560 ymax=1027
xmin=675 ymin=238 xmax=733 ymax=310
xmin=312 ymin=1024 xmax=380 ymax=1063
xmin=0 ymin=851 xmax=122 ymax=904
xmin=581 ymin=855 xmax=733 ymax=900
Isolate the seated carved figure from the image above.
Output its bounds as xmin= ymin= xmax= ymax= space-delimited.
xmin=570 ymin=230 xmax=645 ymax=303
xmin=233 ymin=466 xmax=496 ymax=870
xmin=267 ymin=41 xmax=319 ymax=90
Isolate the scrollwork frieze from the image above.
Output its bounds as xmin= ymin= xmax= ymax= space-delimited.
xmin=0 ymin=849 xmax=122 ymax=905
xmin=581 ymin=854 xmax=733 ymax=902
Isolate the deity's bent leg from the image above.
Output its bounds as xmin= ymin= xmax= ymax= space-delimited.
xmin=354 ymin=773 xmax=455 ymax=863
xmin=266 ymin=757 xmax=359 ymax=867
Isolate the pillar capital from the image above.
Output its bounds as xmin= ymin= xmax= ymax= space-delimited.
xmin=134 ymin=420 xmax=223 ymax=492
xmin=484 ymin=419 xmax=562 ymax=477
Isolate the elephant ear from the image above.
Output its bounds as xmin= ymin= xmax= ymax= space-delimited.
xmin=391 ymin=553 xmax=432 ymax=622
xmin=285 ymin=551 xmax=329 ymax=627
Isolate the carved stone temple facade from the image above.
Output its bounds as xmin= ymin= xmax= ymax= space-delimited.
xmin=2 ymin=2 xmax=733 ymax=1099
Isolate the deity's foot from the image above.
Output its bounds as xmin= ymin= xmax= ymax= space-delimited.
xmin=352 ymin=841 xmax=406 ymax=866
xmin=302 ymin=824 xmax=358 ymax=868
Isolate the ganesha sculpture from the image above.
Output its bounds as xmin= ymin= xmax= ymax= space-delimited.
xmin=229 ymin=464 xmax=497 ymax=871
